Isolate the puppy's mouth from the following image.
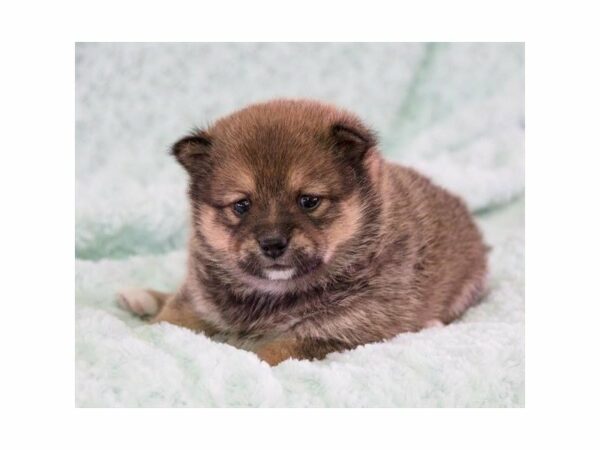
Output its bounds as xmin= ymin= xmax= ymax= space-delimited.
xmin=239 ymin=256 xmax=322 ymax=282
xmin=263 ymin=265 xmax=296 ymax=281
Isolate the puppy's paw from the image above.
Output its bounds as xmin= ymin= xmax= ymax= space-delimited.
xmin=424 ymin=319 xmax=444 ymax=329
xmin=117 ymin=288 xmax=159 ymax=317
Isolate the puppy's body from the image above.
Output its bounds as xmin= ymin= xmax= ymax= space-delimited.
xmin=119 ymin=100 xmax=487 ymax=365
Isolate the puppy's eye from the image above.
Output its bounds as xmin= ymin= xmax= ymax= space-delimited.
xmin=233 ymin=199 xmax=251 ymax=215
xmin=298 ymin=195 xmax=321 ymax=211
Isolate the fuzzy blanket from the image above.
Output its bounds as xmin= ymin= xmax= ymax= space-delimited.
xmin=75 ymin=43 xmax=524 ymax=407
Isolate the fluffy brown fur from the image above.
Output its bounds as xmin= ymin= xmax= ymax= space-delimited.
xmin=119 ymin=99 xmax=488 ymax=366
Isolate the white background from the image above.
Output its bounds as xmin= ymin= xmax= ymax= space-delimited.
xmin=1 ymin=0 xmax=599 ymax=448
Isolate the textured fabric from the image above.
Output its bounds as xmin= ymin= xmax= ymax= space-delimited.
xmin=75 ymin=43 xmax=524 ymax=407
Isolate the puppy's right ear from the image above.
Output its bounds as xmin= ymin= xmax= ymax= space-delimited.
xmin=171 ymin=129 xmax=212 ymax=175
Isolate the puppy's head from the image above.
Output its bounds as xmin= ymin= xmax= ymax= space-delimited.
xmin=173 ymin=100 xmax=382 ymax=292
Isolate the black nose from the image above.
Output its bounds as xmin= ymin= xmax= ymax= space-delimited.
xmin=258 ymin=235 xmax=289 ymax=259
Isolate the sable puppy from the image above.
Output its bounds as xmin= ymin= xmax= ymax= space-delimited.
xmin=118 ymin=99 xmax=488 ymax=365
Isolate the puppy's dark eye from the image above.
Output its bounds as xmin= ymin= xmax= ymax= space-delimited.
xmin=233 ymin=199 xmax=251 ymax=215
xmin=298 ymin=195 xmax=321 ymax=211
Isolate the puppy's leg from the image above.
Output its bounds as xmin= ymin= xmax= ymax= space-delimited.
xmin=444 ymin=271 xmax=488 ymax=323
xmin=118 ymin=288 xmax=212 ymax=333
xmin=255 ymin=338 xmax=301 ymax=366
xmin=150 ymin=295 xmax=212 ymax=332
xmin=255 ymin=337 xmax=344 ymax=366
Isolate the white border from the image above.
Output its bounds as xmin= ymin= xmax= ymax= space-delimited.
xmin=2 ymin=0 xmax=600 ymax=448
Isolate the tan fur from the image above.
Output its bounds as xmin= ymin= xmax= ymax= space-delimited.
xmin=255 ymin=338 xmax=302 ymax=366
xmin=323 ymin=194 xmax=363 ymax=263
xmin=197 ymin=207 xmax=230 ymax=253
xmin=120 ymin=99 xmax=488 ymax=366
xmin=148 ymin=291 xmax=219 ymax=335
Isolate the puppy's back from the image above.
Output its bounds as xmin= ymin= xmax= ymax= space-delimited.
xmin=383 ymin=162 xmax=488 ymax=324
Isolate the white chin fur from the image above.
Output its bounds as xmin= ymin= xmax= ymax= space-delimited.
xmin=264 ymin=268 xmax=296 ymax=281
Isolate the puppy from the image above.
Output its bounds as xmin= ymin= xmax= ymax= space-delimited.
xmin=118 ymin=99 xmax=488 ymax=365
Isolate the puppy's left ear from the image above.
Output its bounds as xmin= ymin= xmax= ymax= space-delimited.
xmin=331 ymin=122 xmax=377 ymax=167
xmin=171 ymin=129 xmax=212 ymax=176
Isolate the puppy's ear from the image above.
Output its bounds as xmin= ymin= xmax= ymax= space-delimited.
xmin=171 ymin=129 xmax=212 ymax=175
xmin=331 ymin=122 xmax=377 ymax=167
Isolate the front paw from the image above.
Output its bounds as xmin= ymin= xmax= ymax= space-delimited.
xmin=255 ymin=338 xmax=301 ymax=366
xmin=117 ymin=288 xmax=159 ymax=317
